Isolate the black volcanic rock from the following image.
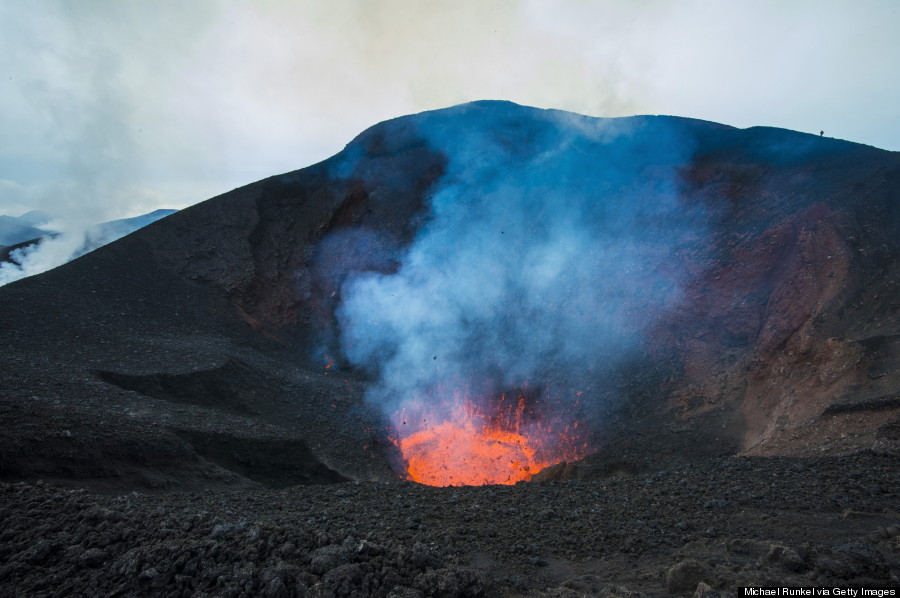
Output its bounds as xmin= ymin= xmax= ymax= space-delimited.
xmin=1 ymin=452 xmax=898 ymax=596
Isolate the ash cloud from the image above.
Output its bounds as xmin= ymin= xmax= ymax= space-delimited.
xmin=335 ymin=103 xmax=706 ymax=435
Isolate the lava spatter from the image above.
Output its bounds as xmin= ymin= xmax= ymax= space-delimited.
xmin=392 ymin=393 xmax=588 ymax=486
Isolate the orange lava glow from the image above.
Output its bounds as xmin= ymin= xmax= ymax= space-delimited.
xmin=400 ymin=420 xmax=549 ymax=486
xmin=393 ymin=395 xmax=588 ymax=486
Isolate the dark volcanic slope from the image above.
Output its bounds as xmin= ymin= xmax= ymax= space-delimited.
xmin=0 ymin=115 xmax=447 ymax=490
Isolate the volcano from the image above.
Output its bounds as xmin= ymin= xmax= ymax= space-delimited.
xmin=1 ymin=101 xmax=898 ymax=595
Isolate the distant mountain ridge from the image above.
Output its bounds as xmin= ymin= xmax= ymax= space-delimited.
xmin=0 ymin=213 xmax=50 ymax=247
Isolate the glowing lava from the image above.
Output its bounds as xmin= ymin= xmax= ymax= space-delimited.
xmin=399 ymin=419 xmax=549 ymax=486
xmin=393 ymin=395 xmax=588 ymax=486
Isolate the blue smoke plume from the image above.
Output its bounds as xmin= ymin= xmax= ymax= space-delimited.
xmin=333 ymin=102 xmax=705 ymax=441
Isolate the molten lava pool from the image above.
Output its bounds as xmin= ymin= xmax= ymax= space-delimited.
xmin=399 ymin=419 xmax=548 ymax=486
xmin=392 ymin=395 xmax=588 ymax=486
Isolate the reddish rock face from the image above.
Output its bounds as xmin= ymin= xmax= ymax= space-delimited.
xmin=646 ymin=143 xmax=900 ymax=461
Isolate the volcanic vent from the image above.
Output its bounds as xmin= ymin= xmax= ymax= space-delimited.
xmin=315 ymin=103 xmax=711 ymax=485
xmin=390 ymin=387 xmax=591 ymax=486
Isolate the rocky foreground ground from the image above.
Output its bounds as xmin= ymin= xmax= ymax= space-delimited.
xmin=2 ymin=451 xmax=898 ymax=597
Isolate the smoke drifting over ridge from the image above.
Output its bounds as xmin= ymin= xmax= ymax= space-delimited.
xmin=332 ymin=103 xmax=707 ymax=446
xmin=0 ymin=209 xmax=176 ymax=286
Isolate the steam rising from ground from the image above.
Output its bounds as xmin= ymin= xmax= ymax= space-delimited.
xmin=335 ymin=103 xmax=705 ymax=437
xmin=0 ymin=228 xmax=85 ymax=286
xmin=0 ymin=210 xmax=175 ymax=286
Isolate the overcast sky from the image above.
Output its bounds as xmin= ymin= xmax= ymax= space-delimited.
xmin=1 ymin=0 xmax=897 ymax=221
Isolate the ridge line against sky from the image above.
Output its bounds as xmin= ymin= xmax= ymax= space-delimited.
xmin=1 ymin=0 xmax=898 ymax=221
